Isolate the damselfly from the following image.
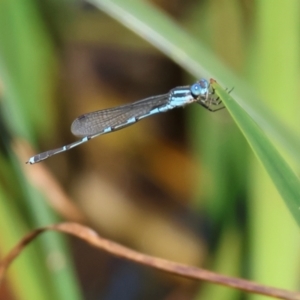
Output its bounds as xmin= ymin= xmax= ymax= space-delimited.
xmin=27 ymin=78 xmax=224 ymax=164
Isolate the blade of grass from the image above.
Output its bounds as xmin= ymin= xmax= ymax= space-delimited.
xmin=0 ymin=0 xmax=57 ymax=141
xmin=0 ymin=0 xmax=83 ymax=298
xmin=211 ymin=80 xmax=300 ymax=226
xmin=247 ymin=1 xmax=300 ymax=296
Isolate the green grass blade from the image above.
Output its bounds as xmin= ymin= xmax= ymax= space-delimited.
xmin=212 ymin=81 xmax=300 ymax=226
xmin=0 ymin=0 xmax=83 ymax=298
xmin=0 ymin=0 xmax=57 ymax=141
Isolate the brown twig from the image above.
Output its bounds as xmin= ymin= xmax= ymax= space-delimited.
xmin=0 ymin=222 xmax=299 ymax=300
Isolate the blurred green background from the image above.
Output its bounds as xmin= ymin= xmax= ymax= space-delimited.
xmin=0 ymin=0 xmax=299 ymax=299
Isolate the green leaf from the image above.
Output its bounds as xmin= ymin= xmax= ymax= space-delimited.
xmin=211 ymin=80 xmax=300 ymax=226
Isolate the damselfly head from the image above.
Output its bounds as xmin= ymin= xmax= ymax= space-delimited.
xmin=190 ymin=79 xmax=210 ymax=100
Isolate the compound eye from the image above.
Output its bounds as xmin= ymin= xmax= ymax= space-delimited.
xmin=199 ymin=79 xmax=209 ymax=89
xmin=190 ymin=83 xmax=201 ymax=98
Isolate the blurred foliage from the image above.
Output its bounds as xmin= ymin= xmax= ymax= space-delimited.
xmin=0 ymin=0 xmax=299 ymax=300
